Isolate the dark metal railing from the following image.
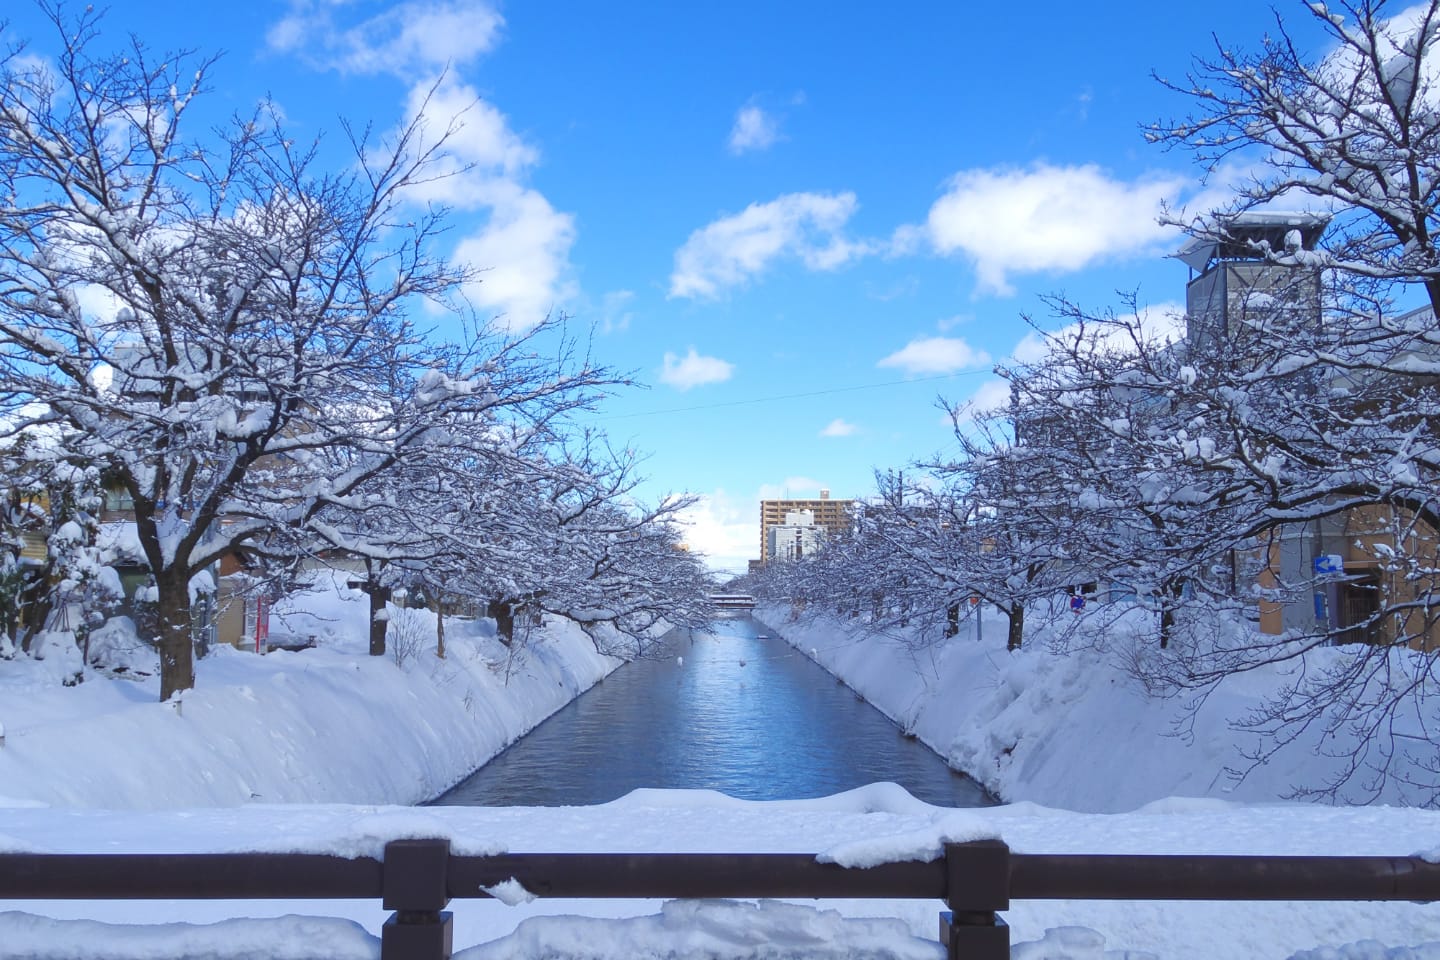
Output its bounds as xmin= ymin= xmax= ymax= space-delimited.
xmin=3 ymin=839 xmax=1438 ymax=959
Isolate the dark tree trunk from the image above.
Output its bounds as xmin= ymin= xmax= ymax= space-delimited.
xmin=156 ymin=570 xmax=195 ymax=701
xmin=360 ymin=579 xmax=392 ymax=657
xmin=18 ymin=570 xmax=52 ymax=655
xmin=433 ymin=597 xmax=446 ymax=660
xmin=1006 ymin=602 xmax=1024 ymax=651
xmin=1158 ymin=579 xmax=1185 ymax=650
xmin=487 ymin=598 xmax=515 ymax=647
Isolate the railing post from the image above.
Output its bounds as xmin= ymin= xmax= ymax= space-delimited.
xmin=381 ymin=838 xmax=453 ymax=960
xmin=940 ymin=840 xmax=1010 ymax=960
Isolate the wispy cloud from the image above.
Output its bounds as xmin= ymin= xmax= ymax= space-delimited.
xmin=267 ymin=0 xmax=505 ymax=76
xmin=820 ymin=418 xmax=858 ymax=437
xmin=659 ymin=348 xmax=735 ymax=391
xmin=905 ymin=163 xmax=1186 ymax=297
xmin=598 ymin=290 xmax=635 ymax=335
xmin=670 ymin=192 xmax=871 ymax=299
xmin=877 ymin=336 xmax=991 ymax=376
xmin=728 ymin=104 xmax=781 ymax=154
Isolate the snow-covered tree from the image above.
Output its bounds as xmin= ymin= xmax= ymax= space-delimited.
xmin=989 ymin=277 xmax=1440 ymax=798
xmin=0 ymin=8 xmax=620 ymax=699
xmin=1150 ymin=0 xmax=1440 ymax=317
xmin=0 ymin=418 xmax=118 ymax=660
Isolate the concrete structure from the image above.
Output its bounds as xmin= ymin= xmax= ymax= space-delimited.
xmin=759 ymin=490 xmax=854 ymax=564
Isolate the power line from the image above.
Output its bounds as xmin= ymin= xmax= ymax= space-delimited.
xmin=594 ymin=369 xmax=991 ymax=422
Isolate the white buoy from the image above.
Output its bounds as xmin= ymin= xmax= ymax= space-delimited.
xmin=676 ymin=656 xmax=684 ymax=667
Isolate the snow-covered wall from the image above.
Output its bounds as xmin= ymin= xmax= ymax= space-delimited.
xmin=754 ymin=602 xmax=1413 ymax=812
xmin=0 ymin=581 xmax=621 ymax=809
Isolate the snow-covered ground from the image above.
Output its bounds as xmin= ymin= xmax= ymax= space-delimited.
xmin=1 ymin=582 xmax=1439 ymax=958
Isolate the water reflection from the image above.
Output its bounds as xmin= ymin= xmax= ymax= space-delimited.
xmin=433 ymin=617 xmax=991 ymax=807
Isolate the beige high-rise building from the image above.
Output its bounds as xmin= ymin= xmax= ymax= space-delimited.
xmin=759 ymin=489 xmax=854 ymax=564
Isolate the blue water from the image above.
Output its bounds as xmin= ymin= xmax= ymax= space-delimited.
xmin=432 ymin=616 xmax=990 ymax=806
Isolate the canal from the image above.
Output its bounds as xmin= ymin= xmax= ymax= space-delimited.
xmin=433 ymin=616 xmax=990 ymax=807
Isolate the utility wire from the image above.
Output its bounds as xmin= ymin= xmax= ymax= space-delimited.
xmin=595 ymin=369 xmax=991 ymax=422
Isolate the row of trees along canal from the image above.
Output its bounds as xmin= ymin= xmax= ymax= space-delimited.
xmin=0 ymin=6 xmax=713 ymax=700
xmin=749 ymin=1 xmax=1440 ymax=806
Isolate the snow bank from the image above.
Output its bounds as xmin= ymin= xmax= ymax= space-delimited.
xmin=0 ymin=575 xmax=621 ymax=809
xmin=0 ymin=912 xmax=378 ymax=960
xmin=754 ymin=602 xmax=1426 ymax=811
xmin=457 ymin=899 xmax=945 ymax=960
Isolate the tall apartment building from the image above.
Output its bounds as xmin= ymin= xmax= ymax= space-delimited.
xmin=766 ymin=509 xmax=826 ymax=563
xmin=759 ymin=489 xmax=854 ymax=564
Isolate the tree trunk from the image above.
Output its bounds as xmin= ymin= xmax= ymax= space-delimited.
xmin=487 ymin=598 xmax=515 ymax=647
xmin=1006 ymin=602 xmax=1024 ymax=651
xmin=156 ymin=571 xmax=195 ymax=701
xmin=1158 ymin=579 xmax=1185 ymax=650
xmin=433 ymin=597 xmax=446 ymax=660
xmin=362 ymin=580 xmax=392 ymax=657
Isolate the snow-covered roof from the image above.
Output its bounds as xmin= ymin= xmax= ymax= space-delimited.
xmin=1174 ymin=212 xmax=1330 ymax=273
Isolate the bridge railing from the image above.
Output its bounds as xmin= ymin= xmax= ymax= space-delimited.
xmin=4 ymin=839 xmax=1438 ymax=959
xmin=708 ymin=594 xmax=756 ymax=606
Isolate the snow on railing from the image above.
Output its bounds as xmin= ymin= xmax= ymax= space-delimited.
xmin=3 ymin=840 xmax=1439 ymax=959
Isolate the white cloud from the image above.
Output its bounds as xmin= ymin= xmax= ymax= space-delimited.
xmin=820 ymin=418 xmax=857 ymax=437
xmin=267 ymin=5 xmax=576 ymax=331
xmin=267 ymin=0 xmax=505 ymax=76
xmin=959 ymin=378 xmax=1014 ymax=419
xmin=451 ymin=183 xmax=577 ymax=331
xmin=669 ymin=192 xmax=871 ymax=299
xmin=919 ymin=163 xmax=1187 ymax=296
xmin=1011 ymin=300 xmax=1186 ymax=365
xmin=659 ymin=348 xmax=735 ymax=391
xmin=675 ymin=491 xmax=759 ymax=575
xmin=396 ymin=78 xmax=577 ymax=332
xmin=728 ymin=104 xmax=781 ymax=155
xmin=877 ymin=336 xmax=992 ymax=376
xmin=404 ymin=82 xmax=539 ymax=190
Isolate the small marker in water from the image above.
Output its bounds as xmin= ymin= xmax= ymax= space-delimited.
xmin=676 ymin=656 xmax=684 ymax=667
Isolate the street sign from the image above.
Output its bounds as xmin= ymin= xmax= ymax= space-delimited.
xmin=1313 ymin=554 xmax=1344 ymax=575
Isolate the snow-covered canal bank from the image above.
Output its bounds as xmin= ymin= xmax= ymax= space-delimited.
xmin=435 ymin=616 xmax=990 ymax=806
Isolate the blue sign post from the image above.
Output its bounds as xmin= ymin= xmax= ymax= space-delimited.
xmin=1312 ymin=555 xmax=1344 ymax=629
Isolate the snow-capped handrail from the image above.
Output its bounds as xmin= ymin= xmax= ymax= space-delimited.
xmin=3 ymin=838 xmax=1439 ymax=960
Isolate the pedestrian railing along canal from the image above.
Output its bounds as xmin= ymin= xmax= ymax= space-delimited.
xmin=4 ymin=839 xmax=1438 ymax=959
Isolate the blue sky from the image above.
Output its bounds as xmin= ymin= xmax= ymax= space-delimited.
xmin=7 ymin=1 xmax=1335 ymax=574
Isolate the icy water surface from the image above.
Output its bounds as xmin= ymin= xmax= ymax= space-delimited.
xmin=432 ymin=616 xmax=990 ymax=806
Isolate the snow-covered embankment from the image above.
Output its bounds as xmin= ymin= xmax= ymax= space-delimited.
xmin=754 ymin=601 xmax=1404 ymax=811
xmin=0 ymin=581 xmax=622 ymax=809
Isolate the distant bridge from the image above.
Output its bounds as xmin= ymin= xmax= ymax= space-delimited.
xmin=709 ymin=593 xmax=756 ymax=611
